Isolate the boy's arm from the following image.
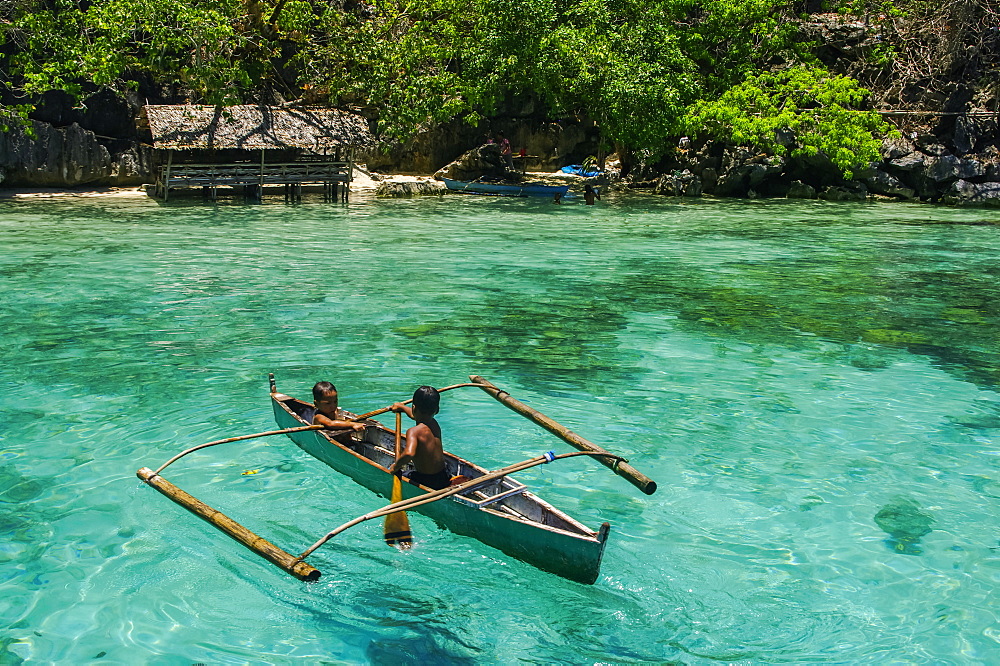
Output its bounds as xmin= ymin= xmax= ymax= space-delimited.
xmin=388 ymin=428 xmax=420 ymax=475
xmin=313 ymin=412 xmax=366 ymax=431
xmin=389 ymin=402 xmax=414 ymax=419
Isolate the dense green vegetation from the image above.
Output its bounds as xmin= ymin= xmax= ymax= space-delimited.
xmin=0 ymin=0 xmax=910 ymax=172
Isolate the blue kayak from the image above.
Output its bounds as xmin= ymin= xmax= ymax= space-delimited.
xmin=560 ymin=165 xmax=601 ymax=178
xmin=442 ymin=178 xmax=570 ymax=198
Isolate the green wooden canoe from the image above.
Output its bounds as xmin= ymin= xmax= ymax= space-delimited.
xmin=271 ymin=384 xmax=610 ymax=584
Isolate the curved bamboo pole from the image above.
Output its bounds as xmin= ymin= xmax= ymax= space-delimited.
xmin=469 ymin=375 xmax=657 ymax=495
xmin=150 ymin=424 xmax=325 ymax=476
xmin=350 ymin=382 xmax=483 ymax=421
xmin=296 ymin=450 xmax=623 ymax=561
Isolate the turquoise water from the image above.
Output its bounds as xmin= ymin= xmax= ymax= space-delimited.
xmin=1 ymin=192 xmax=999 ymax=663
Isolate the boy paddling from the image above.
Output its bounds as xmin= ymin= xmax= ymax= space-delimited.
xmin=388 ymin=386 xmax=450 ymax=490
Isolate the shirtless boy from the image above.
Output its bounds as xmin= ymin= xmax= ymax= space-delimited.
xmin=388 ymin=386 xmax=449 ymax=490
xmin=311 ymin=381 xmax=366 ymax=433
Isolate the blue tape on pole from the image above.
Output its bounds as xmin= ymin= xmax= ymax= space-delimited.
xmin=543 ymin=451 xmax=556 ymax=463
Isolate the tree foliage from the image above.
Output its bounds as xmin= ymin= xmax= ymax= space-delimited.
xmin=684 ymin=66 xmax=892 ymax=177
xmin=0 ymin=0 xmax=902 ymax=175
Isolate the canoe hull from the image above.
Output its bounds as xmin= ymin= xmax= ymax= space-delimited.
xmin=441 ymin=178 xmax=569 ymax=198
xmin=271 ymin=392 xmax=608 ymax=584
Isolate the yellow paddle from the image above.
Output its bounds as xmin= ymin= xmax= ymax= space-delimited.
xmin=383 ymin=411 xmax=412 ymax=549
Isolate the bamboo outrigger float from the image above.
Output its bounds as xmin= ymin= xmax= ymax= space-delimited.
xmin=136 ymin=374 xmax=656 ymax=584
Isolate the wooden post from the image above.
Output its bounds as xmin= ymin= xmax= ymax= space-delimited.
xmin=259 ymin=149 xmax=265 ymax=200
xmin=137 ymin=467 xmax=321 ymax=581
xmin=469 ymin=375 xmax=657 ymax=495
xmin=163 ymin=151 xmax=173 ymax=202
xmin=345 ymin=147 xmax=352 ymax=202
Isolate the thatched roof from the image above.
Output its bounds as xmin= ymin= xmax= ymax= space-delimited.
xmin=140 ymin=105 xmax=375 ymax=151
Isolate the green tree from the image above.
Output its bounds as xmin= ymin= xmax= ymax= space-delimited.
xmin=683 ymin=66 xmax=893 ymax=177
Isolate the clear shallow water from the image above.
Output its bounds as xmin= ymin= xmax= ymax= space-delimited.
xmin=1 ymin=192 xmax=999 ymax=663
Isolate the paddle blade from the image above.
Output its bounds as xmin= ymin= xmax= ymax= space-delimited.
xmin=383 ymin=475 xmax=412 ymax=549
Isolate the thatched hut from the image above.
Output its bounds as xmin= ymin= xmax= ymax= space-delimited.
xmin=138 ymin=105 xmax=376 ymax=201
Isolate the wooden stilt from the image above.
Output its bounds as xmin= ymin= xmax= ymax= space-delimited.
xmin=469 ymin=375 xmax=658 ymax=495
xmin=137 ymin=467 xmax=321 ymax=581
xmin=163 ymin=152 xmax=173 ymax=202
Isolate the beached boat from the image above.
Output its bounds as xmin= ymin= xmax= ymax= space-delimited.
xmin=441 ymin=177 xmax=570 ymax=198
xmin=270 ymin=383 xmax=610 ymax=584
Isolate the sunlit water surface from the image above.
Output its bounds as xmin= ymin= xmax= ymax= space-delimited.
xmin=1 ymin=192 xmax=999 ymax=663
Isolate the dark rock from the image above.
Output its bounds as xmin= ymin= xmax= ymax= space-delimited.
xmin=787 ymin=180 xmax=816 ymax=198
xmin=376 ymin=180 xmax=446 ymax=197
xmin=889 ymin=153 xmax=926 ymax=172
xmin=864 ymin=169 xmax=916 ymax=199
xmin=818 ymin=183 xmax=868 ymax=201
xmin=433 ymin=143 xmax=514 ymax=181
xmin=775 ymin=127 xmax=797 ymax=148
xmin=941 ymin=180 xmax=1000 ymax=207
xmin=953 ymin=116 xmax=977 ymax=155
xmin=0 ymin=120 xmax=114 ymax=186
xmin=714 ymin=164 xmax=755 ymax=197
xmin=110 ymin=145 xmax=155 ymax=186
xmin=701 ymin=167 xmax=719 ymax=193
xmin=923 ymin=155 xmax=986 ymax=182
xmin=797 ymin=14 xmax=870 ymax=63
xmin=881 ymin=136 xmax=915 ymax=160
xmin=747 ymin=157 xmax=785 ymax=188
xmin=654 ymin=169 xmax=701 ymax=197
xmin=916 ymin=135 xmax=950 ymax=156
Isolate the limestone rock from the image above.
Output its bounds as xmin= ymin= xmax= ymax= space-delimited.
xmin=881 ymin=136 xmax=916 ymax=160
xmin=654 ymin=169 xmax=701 ymax=197
xmin=864 ymin=169 xmax=915 ymax=199
xmin=0 ymin=120 xmax=114 ymax=186
xmin=924 ymin=155 xmax=985 ymax=182
xmin=889 ymin=153 xmax=925 ymax=172
xmin=818 ymin=184 xmax=868 ymax=201
xmin=941 ymin=180 xmax=1000 ymax=207
xmin=787 ymin=180 xmax=816 ymax=198
xmin=375 ymin=179 xmax=446 ymax=197
xmin=434 ymin=143 xmax=514 ymax=181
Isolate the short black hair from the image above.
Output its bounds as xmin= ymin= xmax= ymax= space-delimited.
xmin=412 ymin=385 xmax=440 ymax=415
xmin=312 ymin=381 xmax=337 ymax=401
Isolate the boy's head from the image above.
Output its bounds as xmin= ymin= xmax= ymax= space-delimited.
xmin=411 ymin=385 xmax=440 ymax=417
xmin=312 ymin=381 xmax=339 ymax=417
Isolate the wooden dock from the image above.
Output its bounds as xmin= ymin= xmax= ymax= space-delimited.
xmin=154 ymin=159 xmax=353 ymax=202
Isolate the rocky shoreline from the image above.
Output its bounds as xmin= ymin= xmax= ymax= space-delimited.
xmin=2 ymin=112 xmax=999 ymax=207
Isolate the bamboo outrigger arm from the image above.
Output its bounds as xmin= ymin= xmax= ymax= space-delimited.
xmin=469 ymin=375 xmax=657 ymax=495
xmin=137 ymin=466 xmax=321 ymax=581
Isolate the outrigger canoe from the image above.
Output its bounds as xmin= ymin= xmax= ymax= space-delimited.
xmin=441 ymin=177 xmax=569 ymax=198
xmin=136 ymin=375 xmax=655 ymax=585
xmin=271 ymin=382 xmax=610 ymax=583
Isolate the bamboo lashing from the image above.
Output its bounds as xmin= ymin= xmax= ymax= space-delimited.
xmin=468 ymin=375 xmax=657 ymax=495
xmin=136 ymin=467 xmax=320 ymax=581
xmin=296 ymin=450 xmax=624 ymax=561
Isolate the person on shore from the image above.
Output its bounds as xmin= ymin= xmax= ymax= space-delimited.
xmin=388 ymin=386 xmax=449 ymax=490
xmin=495 ymin=132 xmax=514 ymax=170
xmin=311 ymin=381 xmax=367 ymax=433
xmin=584 ymin=183 xmax=601 ymax=205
